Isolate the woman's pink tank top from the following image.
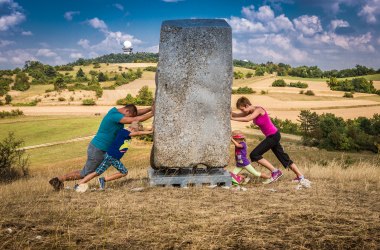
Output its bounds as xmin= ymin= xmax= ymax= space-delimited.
xmin=253 ymin=107 xmax=278 ymax=137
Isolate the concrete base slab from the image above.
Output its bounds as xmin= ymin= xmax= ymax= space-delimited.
xmin=148 ymin=166 xmax=232 ymax=188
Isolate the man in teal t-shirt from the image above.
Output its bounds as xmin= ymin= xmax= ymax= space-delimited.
xmin=49 ymin=104 xmax=154 ymax=191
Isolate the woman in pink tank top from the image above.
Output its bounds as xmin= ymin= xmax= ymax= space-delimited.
xmin=231 ymin=96 xmax=310 ymax=185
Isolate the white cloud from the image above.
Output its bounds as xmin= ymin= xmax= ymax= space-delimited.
xmin=230 ymin=5 xmax=293 ymax=34
xmin=270 ymin=14 xmax=294 ymax=32
xmin=358 ymin=0 xmax=380 ymax=24
xmin=144 ymin=45 xmax=159 ymax=53
xmin=21 ymin=30 xmax=32 ymax=36
xmin=64 ymin=11 xmax=80 ymax=21
xmin=0 ymin=12 xmax=25 ymax=31
xmin=36 ymin=49 xmax=57 ymax=57
xmin=377 ymin=37 xmax=380 ymax=45
xmin=227 ymin=17 xmax=266 ymax=33
xmin=0 ymin=39 xmax=14 ymax=47
xmin=0 ymin=0 xmax=25 ymax=31
xmin=299 ymin=31 xmax=374 ymax=52
xmin=5 ymin=49 xmax=37 ymax=65
xmin=87 ymin=17 xmax=108 ymax=31
xmin=293 ymin=15 xmax=322 ymax=36
xmin=70 ymin=53 xmax=83 ymax=59
xmin=329 ymin=19 xmax=349 ymax=31
xmin=242 ymin=5 xmax=274 ymax=22
xmin=78 ymin=39 xmax=90 ymax=49
xmin=113 ymin=3 xmax=124 ymax=11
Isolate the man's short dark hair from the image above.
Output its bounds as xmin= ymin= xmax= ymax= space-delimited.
xmin=236 ymin=96 xmax=252 ymax=108
xmin=124 ymin=104 xmax=137 ymax=116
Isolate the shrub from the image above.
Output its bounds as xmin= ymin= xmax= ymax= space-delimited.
xmin=54 ymin=77 xmax=66 ymax=90
xmin=116 ymin=86 xmax=153 ymax=106
xmin=255 ymin=67 xmax=266 ymax=76
xmin=12 ymin=99 xmax=39 ymax=106
xmin=246 ymin=72 xmax=253 ymax=78
xmin=144 ymin=66 xmax=157 ymax=72
xmin=69 ymin=96 xmax=74 ymax=101
xmin=116 ymin=93 xmax=135 ymax=105
xmin=12 ymin=72 xmax=30 ymax=91
xmin=58 ymin=97 xmax=66 ymax=101
xmin=82 ymin=99 xmax=96 ymax=105
xmin=261 ymin=90 xmax=268 ymax=95
xmin=272 ymin=79 xmax=286 ymax=87
xmin=232 ymin=86 xmax=255 ymax=94
xmin=233 ymin=71 xmax=244 ymax=79
xmin=5 ymin=94 xmax=12 ymax=104
xmin=0 ymin=132 xmax=29 ymax=182
xmin=0 ymin=77 xmax=12 ymax=96
xmin=0 ymin=100 xmax=3 ymax=106
xmin=289 ymin=81 xmax=308 ymax=88
xmin=305 ymin=90 xmax=315 ymax=96
xmin=343 ymin=92 xmax=354 ymax=98
xmin=0 ymin=109 xmax=24 ymax=118
xmin=299 ymin=90 xmax=304 ymax=94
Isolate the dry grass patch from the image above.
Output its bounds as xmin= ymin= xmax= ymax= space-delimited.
xmin=0 ymin=136 xmax=379 ymax=249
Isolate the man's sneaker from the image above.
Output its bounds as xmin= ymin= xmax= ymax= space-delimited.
xmin=98 ymin=177 xmax=106 ymax=190
xmin=230 ymin=172 xmax=243 ymax=185
xmin=74 ymin=183 xmax=89 ymax=193
xmin=271 ymin=170 xmax=283 ymax=182
xmin=49 ymin=177 xmax=64 ymax=191
xmin=292 ymin=176 xmax=304 ymax=183
xmin=300 ymin=178 xmax=311 ymax=188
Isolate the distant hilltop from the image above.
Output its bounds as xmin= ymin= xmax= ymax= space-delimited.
xmin=66 ymin=52 xmax=380 ymax=79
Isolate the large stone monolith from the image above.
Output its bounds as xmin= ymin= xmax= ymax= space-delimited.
xmin=153 ymin=19 xmax=232 ymax=169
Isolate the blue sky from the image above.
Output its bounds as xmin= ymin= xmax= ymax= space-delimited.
xmin=0 ymin=0 xmax=380 ymax=70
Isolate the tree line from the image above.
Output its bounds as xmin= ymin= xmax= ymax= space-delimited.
xmin=233 ymin=60 xmax=380 ymax=79
xmin=262 ymin=111 xmax=380 ymax=153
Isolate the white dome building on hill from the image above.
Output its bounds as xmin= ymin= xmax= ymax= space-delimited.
xmin=122 ymin=40 xmax=133 ymax=54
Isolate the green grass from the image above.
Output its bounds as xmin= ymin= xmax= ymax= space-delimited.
xmin=0 ymin=116 xmax=102 ymax=146
xmin=280 ymin=74 xmax=380 ymax=82
xmin=233 ymin=66 xmax=255 ymax=74
xmin=343 ymin=74 xmax=380 ymax=81
xmin=11 ymin=84 xmax=53 ymax=101
xmin=279 ymin=76 xmax=327 ymax=82
xmin=267 ymin=92 xmax=342 ymax=101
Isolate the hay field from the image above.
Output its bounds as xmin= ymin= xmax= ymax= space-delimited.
xmin=0 ymin=117 xmax=379 ymax=249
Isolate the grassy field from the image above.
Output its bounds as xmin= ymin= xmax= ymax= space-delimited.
xmin=0 ymin=116 xmax=102 ymax=146
xmin=280 ymin=74 xmax=380 ymax=82
xmin=0 ymin=118 xmax=379 ymax=249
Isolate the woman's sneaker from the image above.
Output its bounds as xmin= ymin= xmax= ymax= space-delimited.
xmin=230 ymin=172 xmax=243 ymax=185
xmin=271 ymin=170 xmax=283 ymax=182
xmin=98 ymin=177 xmax=106 ymax=190
xmin=49 ymin=177 xmax=64 ymax=191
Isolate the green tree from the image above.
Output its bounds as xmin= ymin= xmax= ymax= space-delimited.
xmin=135 ymin=86 xmax=153 ymax=105
xmin=272 ymin=79 xmax=286 ymax=87
xmin=0 ymin=79 xmax=11 ymax=96
xmin=0 ymin=132 xmax=29 ymax=182
xmin=98 ymin=72 xmax=108 ymax=82
xmin=5 ymin=94 xmax=12 ymax=104
xmin=12 ymin=72 xmax=30 ymax=91
xmin=255 ymin=67 xmax=266 ymax=76
xmin=54 ymin=77 xmax=66 ymax=90
xmin=76 ymin=68 xmax=86 ymax=78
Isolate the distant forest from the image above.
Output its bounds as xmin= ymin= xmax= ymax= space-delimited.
xmin=67 ymin=52 xmax=379 ymax=79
